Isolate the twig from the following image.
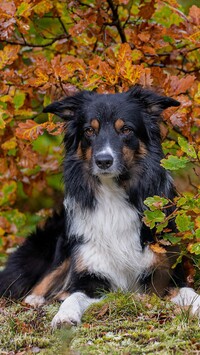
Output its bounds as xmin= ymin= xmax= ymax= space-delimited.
xmin=0 ymin=35 xmax=67 ymax=48
xmin=106 ymin=0 xmax=127 ymax=43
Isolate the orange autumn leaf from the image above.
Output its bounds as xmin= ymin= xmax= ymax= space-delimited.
xmin=169 ymin=75 xmax=196 ymax=95
xmin=16 ymin=120 xmax=64 ymax=140
xmin=149 ymin=243 xmax=167 ymax=254
xmin=138 ymin=0 xmax=156 ymax=19
xmin=189 ymin=5 xmax=200 ymax=26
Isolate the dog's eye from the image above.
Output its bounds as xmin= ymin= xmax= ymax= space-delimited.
xmin=121 ymin=126 xmax=133 ymax=135
xmin=84 ymin=127 xmax=95 ymax=137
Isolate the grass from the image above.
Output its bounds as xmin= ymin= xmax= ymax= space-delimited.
xmin=0 ymin=292 xmax=200 ymax=354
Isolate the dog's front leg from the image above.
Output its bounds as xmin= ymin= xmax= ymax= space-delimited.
xmin=170 ymin=287 xmax=200 ymax=316
xmin=51 ymin=292 xmax=101 ymax=328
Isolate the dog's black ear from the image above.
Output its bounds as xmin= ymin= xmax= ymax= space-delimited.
xmin=128 ymin=85 xmax=180 ymax=114
xmin=43 ymin=91 xmax=94 ymax=119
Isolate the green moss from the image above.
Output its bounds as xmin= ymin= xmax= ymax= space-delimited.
xmin=0 ymin=293 xmax=200 ymax=354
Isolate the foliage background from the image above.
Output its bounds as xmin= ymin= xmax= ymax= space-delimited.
xmin=0 ymin=0 xmax=200 ymax=275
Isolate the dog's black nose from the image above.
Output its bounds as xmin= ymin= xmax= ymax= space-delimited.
xmin=95 ymin=154 xmax=113 ymax=169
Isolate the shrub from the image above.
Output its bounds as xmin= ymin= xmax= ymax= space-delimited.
xmin=0 ymin=0 xmax=199 ymax=275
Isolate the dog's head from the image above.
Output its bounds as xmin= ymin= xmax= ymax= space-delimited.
xmin=44 ymin=86 xmax=179 ymax=179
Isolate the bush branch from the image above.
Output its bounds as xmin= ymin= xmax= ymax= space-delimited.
xmin=106 ymin=0 xmax=127 ymax=43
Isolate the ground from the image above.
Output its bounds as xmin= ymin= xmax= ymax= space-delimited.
xmin=0 ymin=292 xmax=200 ymax=354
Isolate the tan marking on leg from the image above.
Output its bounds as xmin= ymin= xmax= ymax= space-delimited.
xmin=148 ymin=254 xmax=171 ymax=297
xmin=114 ymin=119 xmax=125 ymax=132
xmin=31 ymin=259 xmax=71 ymax=297
xmin=75 ymin=255 xmax=87 ymax=273
xmin=54 ymin=291 xmax=70 ymax=301
xmin=90 ymin=119 xmax=99 ymax=131
xmin=148 ymin=247 xmax=180 ymax=297
xmin=166 ymin=288 xmax=179 ymax=301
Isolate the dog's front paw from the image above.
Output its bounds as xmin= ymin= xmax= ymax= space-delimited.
xmin=191 ymin=299 xmax=200 ymax=316
xmin=51 ymin=309 xmax=81 ymax=329
xmin=24 ymin=294 xmax=45 ymax=307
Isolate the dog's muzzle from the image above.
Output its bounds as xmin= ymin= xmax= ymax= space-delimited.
xmin=95 ymin=153 xmax=114 ymax=170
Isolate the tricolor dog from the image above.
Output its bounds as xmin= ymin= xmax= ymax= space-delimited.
xmin=1 ymin=86 xmax=200 ymax=327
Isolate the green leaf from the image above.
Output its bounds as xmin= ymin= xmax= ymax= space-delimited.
xmin=190 ymin=243 xmax=200 ymax=255
xmin=19 ymin=213 xmax=43 ymax=237
xmin=176 ymin=197 xmax=187 ymax=207
xmin=195 ymin=229 xmax=200 ymax=239
xmin=163 ymin=35 xmax=173 ymax=44
xmin=153 ymin=5 xmax=183 ymax=28
xmin=13 ymin=92 xmax=26 ymax=110
xmin=144 ymin=196 xmax=168 ymax=211
xmin=156 ymin=220 xmax=168 ymax=233
xmin=178 ymin=137 xmax=197 ymax=159
xmin=16 ymin=2 xmax=31 ymax=17
xmin=175 ymin=213 xmax=194 ymax=232
xmin=163 ymin=234 xmax=181 ymax=244
xmin=0 ymin=181 xmax=17 ymax=206
xmin=161 ymin=155 xmax=189 ymax=170
xmin=0 ymin=209 xmax=26 ymax=230
xmin=143 ymin=210 xmax=165 ymax=229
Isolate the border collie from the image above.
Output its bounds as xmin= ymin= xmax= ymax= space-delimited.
xmin=1 ymin=86 xmax=200 ymax=327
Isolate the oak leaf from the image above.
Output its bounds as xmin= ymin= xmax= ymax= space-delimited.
xmin=138 ymin=0 xmax=156 ymax=20
xmin=189 ymin=5 xmax=200 ymax=26
xmin=149 ymin=243 xmax=166 ymax=254
xmin=170 ymin=75 xmax=196 ymax=95
xmin=0 ymin=44 xmax=20 ymax=70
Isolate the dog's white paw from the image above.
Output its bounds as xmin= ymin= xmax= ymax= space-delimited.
xmin=191 ymin=300 xmax=200 ymax=316
xmin=51 ymin=292 xmax=100 ymax=329
xmin=171 ymin=287 xmax=200 ymax=317
xmin=51 ymin=309 xmax=81 ymax=329
xmin=24 ymin=294 xmax=45 ymax=307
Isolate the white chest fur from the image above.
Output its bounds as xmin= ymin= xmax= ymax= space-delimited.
xmin=64 ymin=178 xmax=155 ymax=292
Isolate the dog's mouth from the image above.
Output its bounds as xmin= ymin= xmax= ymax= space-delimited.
xmin=92 ymin=166 xmax=121 ymax=179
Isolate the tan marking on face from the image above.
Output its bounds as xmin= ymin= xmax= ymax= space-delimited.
xmin=138 ymin=142 xmax=147 ymax=157
xmin=77 ymin=142 xmax=83 ymax=158
xmin=30 ymin=259 xmax=70 ymax=297
xmin=85 ymin=147 xmax=92 ymax=161
xmin=114 ymin=119 xmax=125 ymax=132
xmin=90 ymin=119 xmax=99 ymax=131
xmin=122 ymin=146 xmax=135 ymax=166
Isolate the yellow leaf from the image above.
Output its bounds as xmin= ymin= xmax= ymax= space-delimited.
xmin=16 ymin=2 xmax=32 ymax=17
xmin=33 ymin=0 xmax=53 ymax=16
xmin=0 ymin=227 xmax=5 ymax=236
xmin=1 ymin=137 xmax=17 ymax=150
xmin=0 ymin=44 xmax=20 ymax=70
xmin=194 ymin=83 xmax=200 ymax=104
xmin=99 ymin=61 xmax=117 ymax=85
xmin=0 ymin=115 xmax=6 ymax=129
